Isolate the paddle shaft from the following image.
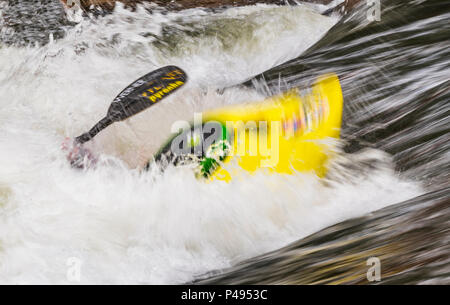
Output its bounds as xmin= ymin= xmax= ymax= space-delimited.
xmin=75 ymin=116 xmax=113 ymax=144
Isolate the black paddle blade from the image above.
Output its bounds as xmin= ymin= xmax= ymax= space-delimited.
xmin=108 ymin=65 xmax=187 ymax=121
xmin=75 ymin=66 xmax=187 ymax=144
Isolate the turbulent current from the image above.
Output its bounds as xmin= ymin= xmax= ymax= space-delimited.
xmin=0 ymin=0 xmax=448 ymax=284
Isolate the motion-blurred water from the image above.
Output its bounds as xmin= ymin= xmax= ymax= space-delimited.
xmin=0 ymin=0 xmax=447 ymax=284
xmin=201 ymin=0 xmax=450 ymax=284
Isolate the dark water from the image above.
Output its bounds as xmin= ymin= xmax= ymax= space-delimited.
xmin=198 ymin=0 xmax=450 ymax=284
xmin=0 ymin=0 xmax=73 ymax=46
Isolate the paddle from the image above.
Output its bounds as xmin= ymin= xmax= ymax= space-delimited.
xmin=75 ymin=65 xmax=187 ymax=144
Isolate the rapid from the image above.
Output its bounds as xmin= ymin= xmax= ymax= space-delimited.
xmin=0 ymin=0 xmax=447 ymax=284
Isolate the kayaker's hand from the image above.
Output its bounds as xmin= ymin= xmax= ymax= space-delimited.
xmin=62 ymin=137 xmax=97 ymax=169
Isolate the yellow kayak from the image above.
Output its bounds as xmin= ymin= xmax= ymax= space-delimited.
xmin=155 ymin=73 xmax=344 ymax=181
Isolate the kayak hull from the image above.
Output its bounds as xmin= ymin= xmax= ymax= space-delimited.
xmin=154 ymin=73 xmax=344 ymax=182
xmin=203 ymin=73 xmax=344 ymax=181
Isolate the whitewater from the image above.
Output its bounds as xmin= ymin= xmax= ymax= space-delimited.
xmin=0 ymin=3 xmax=423 ymax=284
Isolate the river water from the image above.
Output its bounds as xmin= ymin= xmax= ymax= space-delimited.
xmin=0 ymin=0 xmax=447 ymax=284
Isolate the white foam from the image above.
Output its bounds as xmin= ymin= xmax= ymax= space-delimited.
xmin=0 ymin=4 xmax=422 ymax=284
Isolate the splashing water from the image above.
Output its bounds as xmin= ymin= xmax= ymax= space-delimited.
xmin=0 ymin=2 xmax=424 ymax=284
